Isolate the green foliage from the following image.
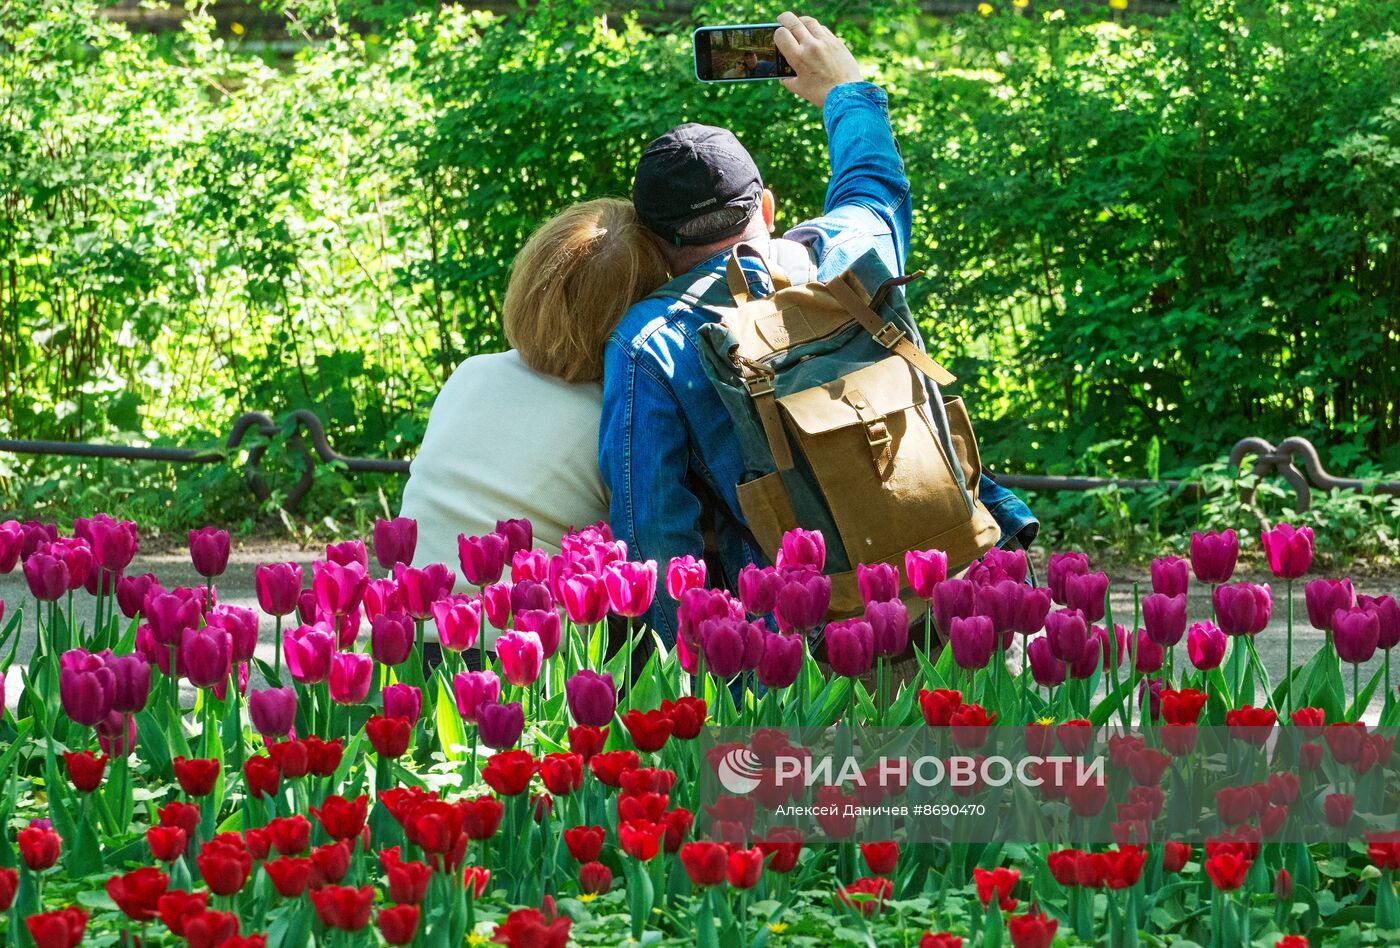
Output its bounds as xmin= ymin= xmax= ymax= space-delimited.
xmin=0 ymin=0 xmax=1396 ymax=541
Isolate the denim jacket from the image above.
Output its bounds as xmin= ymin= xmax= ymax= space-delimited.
xmin=600 ymin=82 xmax=1038 ymax=648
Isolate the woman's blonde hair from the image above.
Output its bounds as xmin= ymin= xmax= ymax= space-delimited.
xmin=504 ymin=198 xmax=669 ymax=383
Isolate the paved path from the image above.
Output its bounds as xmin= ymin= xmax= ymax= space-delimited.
xmin=3 ymin=544 xmax=1396 ymax=720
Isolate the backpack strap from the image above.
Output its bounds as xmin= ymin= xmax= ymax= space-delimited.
xmin=735 ymin=357 xmax=795 ymax=472
xmin=826 ymin=272 xmax=959 ymax=387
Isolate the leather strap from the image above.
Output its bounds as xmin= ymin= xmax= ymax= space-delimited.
xmin=843 ymin=385 xmax=894 ymax=479
xmin=827 ymin=273 xmax=957 ymax=386
xmin=726 ymin=242 xmax=792 ymax=304
xmin=739 ymin=362 xmax=795 ymax=471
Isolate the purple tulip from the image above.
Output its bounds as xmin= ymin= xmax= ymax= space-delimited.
xmin=1064 ymin=571 xmax=1109 ymax=623
xmin=248 ymin=687 xmax=297 ymax=737
xmin=1134 ymin=627 xmax=1164 ymax=673
xmin=326 ymin=539 xmax=369 ymax=569
xmin=1190 ymin=529 xmax=1239 ymax=584
xmin=511 ymin=579 xmax=553 ymax=614
xmin=866 ymin=598 xmax=910 ymax=657
xmin=383 ymin=683 xmax=423 ymax=722
xmin=373 ymin=517 xmax=418 ymax=570
xmin=212 ymin=663 xmax=250 ymax=703
xmin=431 ymin=595 xmax=482 ymax=653
xmin=495 ymin=519 xmax=533 ymax=558
xmin=757 ymin=632 xmax=805 ymax=688
xmin=371 ymin=611 xmax=415 ymax=666
xmin=79 ymin=514 xmax=138 ymax=573
xmin=773 ymin=569 xmax=831 ymax=632
xmin=0 ymin=520 xmax=22 ymax=573
xmin=482 ymin=582 xmax=512 ymax=629
xmin=97 ymin=710 xmax=137 ymax=757
xmin=974 ymin=579 xmax=1023 ymax=638
xmin=297 ymin=588 xmax=318 ymax=625
xmin=904 ymin=549 xmax=948 ymax=600
xmin=115 ymin=572 xmax=158 ymax=620
xmin=331 ymin=609 xmax=362 ymax=650
xmin=678 ymin=587 xmax=745 ymax=648
xmin=22 ymin=548 xmax=69 ymax=602
xmin=1044 ymin=608 xmax=1090 ymax=663
xmin=775 ymin=528 xmax=825 ymax=572
xmin=560 ymin=572 xmax=610 ymax=625
xmin=1186 ymin=621 xmax=1227 ymax=670
xmin=476 ymin=700 xmax=524 ymax=749
xmin=48 ymin=537 xmax=93 ymax=592
xmin=1012 ymin=586 xmax=1053 ymax=636
xmin=181 ymin=625 xmax=232 ymax=689
xmin=394 ymin=562 xmax=455 ymax=620
xmin=1142 ymin=592 xmax=1188 ymax=647
xmin=497 ymin=630 xmax=544 ymax=686
xmin=458 ymin=532 xmax=509 ymax=588
xmin=1212 ymin=582 xmax=1273 ymax=636
xmin=825 ymin=618 xmax=875 ymax=678
xmin=1046 ymin=551 xmax=1090 ymax=605
xmin=1150 ymin=556 xmax=1190 ymax=598
xmin=1140 ymin=677 xmax=1164 ymax=722
xmin=329 ymin=651 xmax=373 ymax=704
xmin=188 ymin=527 xmax=231 ymax=579
xmin=255 ymin=562 xmax=303 ymax=617
xmin=514 ymin=608 xmax=561 ymax=658
xmin=283 ymin=623 xmax=336 ymax=684
xmin=565 ymin=670 xmax=617 ymax=727
xmin=1359 ymin=595 xmax=1400 ymax=651
xmin=453 ymin=671 xmax=501 ymax=723
xmin=699 ymin=617 xmax=765 ymax=678
xmin=1261 ymin=523 xmax=1314 ymax=580
xmin=313 ymin=559 xmax=369 ymax=617
xmin=967 ymin=547 xmax=1029 ymax=586
xmin=19 ymin=521 xmax=58 ymax=561
xmin=737 ymin=564 xmax=782 ymax=616
xmin=144 ymin=588 xmax=203 ymax=647
xmin=1096 ymin=623 xmax=1127 ymax=669
xmin=1026 ymin=636 xmax=1066 ymax=687
xmin=949 ymin=615 xmax=996 ymax=670
xmin=1068 ymin=634 xmax=1102 ymax=679
xmin=208 ymin=604 xmax=260 ymax=664
xmin=857 ymin=563 xmax=900 ymax=605
xmin=104 ymin=653 xmax=151 ymax=713
xmin=932 ymin=578 xmax=976 ymax=636
xmin=59 ymin=649 xmax=115 ymax=725
xmin=1305 ymin=578 xmax=1356 ymax=632
xmin=604 ymin=560 xmax=658 ymax=618
xmin=1333 ymin=608 xmax=1380 ymax=665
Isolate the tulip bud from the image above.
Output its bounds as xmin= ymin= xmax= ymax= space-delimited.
xmin=372 ymin=517 xmax=418 ymax=571
xmin=1142 ymin=592 xmax=1187 ymax=646
xmin=249 ymin=687 xmax=297 ymax=737
xmin=825 ymin=618 xmax=875 ymax=678
xmin=370 ymin=612 xmax=415 ymax=666
xmin=431 ymin=595 xmax=482 ymax=653
xmin=458 ymin=533 xmax=508 ymax=587
xmin=904 ymin=549 xmax=948 ymax=600
xmin=188 ymin=527 xmax=231 ymax=578
xmin=477 ymin=700 xmax=525 ymax=750
xmin=1186 ymin=621 xmax=1227 ymax=670
xmin=1190 ymin=529 xmax=1238 ymax=584
xmin=329 ymin=652 xmax=373 ymax=705
xmin=665 ymin=555 xmax=707 ymax=600
xmin=604 ymin=560 xmax=657 ymax=618
xmin=757 ymin=632 xmax=805 ymax=689
xmin=857 ymin=563 xmax=900 ymax=605
xmin=1333 ymin=608 xmax=1381 ymax=665
xmin=775 ymin=528 xmax=825 ymax=572
xmin=497 ymin=631 xmax=544 ymax=686
xmin=565 ymin=671 xmax=617 ymax=727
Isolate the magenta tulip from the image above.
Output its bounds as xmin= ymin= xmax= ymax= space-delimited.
xmin=208 ymin=605 xmax=259 ymax=664
xmin=19 ymin=520 xmax=58 ymax=560
xmin=604 ymin=560 xmax=657 ymax=618
xmin=1027 ymin=636 xmax=1066 ymax=687
xmin=482 ymin=582 xmax=512 ymax=629
xmin=1012 ymin=586 xmax=1053 ymax=636
xmin=97 ymin=710 xmax=137 ymax=757
xmin=458 ymin=533 xmax=508 ymax=587
xmin=181 ymin=625 xmax=232 ymax=689
xmin=188 ymin=527 xmax=231 ymax=578
xmin=453 ymin=670 xmax=500 ymax=723
xmin=560 ymin=572 xmax=609 ymax=625
xmin=255 ymin=562 xmax=303 ymax=617
xmin=371 ymin=612 xmax=415 ymax=666
xmin=773 ymin=569 xmax=831 ymax=632
xmin=1333 ymin=608 xmax=1380 ymax=665
xmin=104 ymin=653 xmax=151 ymax=713
xmin=665 ymin=555 xmax=707 ymax=600
xmin=1142 ymin=592 xmax=1188 ymax=647
xmin=737 ymin=564 xmax=783 ymax=616
xmin=394 ymin=562 xmax=455 ymax=620
xmin=1359 ymin=595 xmax=1400 ymax=650
xmin=511 ymin=579 xmax=553 ymax=615
xmin=477 ymin=700 xmax=524 ymax=749
xmin=1134 ymin=627 xmax=1164 ymax=673
xmin=1046 ymin=551 xmax=1090 ymax=605
xmin=283 ymin=623 xmax=336 ymax=684
xmin=968 ymin=546 xmax=1029 ymax=586
xmin=1068 ymin=634 xmax=1103 ymax=679
xmin=931 ymin=578 xmax=976 ymax=636
xmin=373 ymin=517 xmax=418 ymax=570
xmin=1261 ymin=523 xmax=1313 ymax=580
xmin=1065 ymin=571 xmax=1109 ymax=623
xmin=497 ymin=631 xmax=544 ymax=686
xmin=1150 ymin=556 xmax=1189 ymax=598
xmin=1190 ymin=529 xmax=1239 ymax=584
xmin=1095 ymin=623 xmax=1127 ymax=669
xmin=974 ymin=579 xmax=1023 ymax=637
xmin=904 ymin=549 xmax=948 ymax=600
xmin=115 ymin=573 xmax=158 ymax=620
xmin=511 ymin=548 xmax=549 ymax=583
xmin=0 ymin=519 xmax=21 ymax=573
xmin=431 ymin=595 xmax=483 ymax=653
xmin=1305 ymin=578 xmax=1356 ymax=632
xmin=513 ymin=608 xmax=561 ymax=658
xmin=865 ymin=599 xmax=909 ymax=657
xmin=495 ymin=519 xmax=533 ymax=557
xmin=699 ymin=617 xmax=765 ymax=678
xmin=1212 ymin=582 xmax=1273 ymax=636
xmin=313 ymin=560 xmax=368 ymax=617
xmin=757 ymin=632 xmax=805 ymax=689
xmin=144 ymin=588 xmax=203 ymax=647
xmin=1044 ymin=608 xmax=1090 ymax=663
xmin=329 ymin=652 xmax=373 ymax=705
xmin=23 ymin=547 xmax=69 ymax=601
xmin=383 ymin=683 xmax=423 ymax=722
xmin=565 ymin=671 xmax=616 ymax=727
xmin=79 ymin=514 xmax=138 ymax=573
xmin=857 ymin=563 xmax=900 ymax=605
xmin=1187 ymin=621 xmax=1227 ymax=670
xmin=678 ymin=587 xmax=745 ymax=648
xmin=775 ymin=528 xmax=825 ymax=572
xmin=363 ymin=578 xmax=404 ymax=620
xmin=325 ymin=539 xmax=368 ymax=569
xmin=60 ymin=649 xmax=115 ymax=725
xmin=824 ymin=618 xmax=875 ymax=678
xmin=248 ymin=687 xmax=297 ymax=737
xmin=949 ymin=615 xmax=996 ymax=670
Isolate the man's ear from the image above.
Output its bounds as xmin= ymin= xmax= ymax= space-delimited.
xmin=760 ymin=189 xmax=776 ymax=232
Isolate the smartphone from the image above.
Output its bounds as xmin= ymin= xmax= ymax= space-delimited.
xmin=694 ymin=24 xmax=796 ymax=82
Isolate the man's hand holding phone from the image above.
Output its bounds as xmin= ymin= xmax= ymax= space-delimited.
xmin=774 ymin=12 xmax=863 ymax=108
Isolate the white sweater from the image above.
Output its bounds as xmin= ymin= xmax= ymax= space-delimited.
xmin=399 ymin=350 xmax=610 ymax=640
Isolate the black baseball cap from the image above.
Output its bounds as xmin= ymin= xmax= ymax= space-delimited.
xmin=632 ymin=124 xmax=763 ymax=246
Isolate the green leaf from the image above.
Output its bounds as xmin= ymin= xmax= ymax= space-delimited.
xmin=435 ymin=687 xmax=468 ymax=762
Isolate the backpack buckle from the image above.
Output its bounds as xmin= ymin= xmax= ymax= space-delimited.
xmin=744 ymin=375 xmax=775 ymax=398
xmin=873 ymin=322 xmax=906 ymax=349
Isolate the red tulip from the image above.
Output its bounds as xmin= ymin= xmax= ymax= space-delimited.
xmin=183 ymin=909 xmax=239 ymax=948
xmin=1007 ymin=907 xmax=1058 ymax=948
xmin=680 ymin=841 xmax=727 ymax=886
xmin=197 ymin=838 xmax=253 ymax=895
xmin=757 ymin=826 xmax=803 ymax=873
xmin=378 ymin=904 xmax=420 ymax=945
xmin=483 ymin=750 xmax=537 ymax=796
xmin=621 ymin=709 xmax=673 ymax=753
xmin=366 ymin=714 xmax=413 ymax=759
xmin=836 ymin=876 xmax=893 ymax=916
xmin=1163 ymin=841 xmax=1192 ymax=872
xmin=618 ymin=819 xmax=665 ymax=861
xmin=311 ymin=840 xmax=352 ymax=885
xmin=0 ymin=867 xmax=15 ymax=912
xmin=105 ymin=867 xmax=169 ymax=922
xmin=460 ymin=796 xmax=505 ymax=841
xmin=1324 ymin=792 xmax=1354 ymax=827
xmin=726 ymin=845 xmax=764 ymax=888
xmin=310 ymin=884 xmax=374 ymax=931
xmin=62 ymin=749 xmax=108 ymax=793
xmin=861 ymin=840 xmax=899 ymax=875
xmin=920 ymin=934 xmax=963 ymax=948
xmin=312 ymin=793 xmax=369 ymax=840
xmin=974 ymin=866 xmax=1020 ymax=911
xmin=264 ymin=857 xmax=313 ymax=897
xmin=918 ymin=688 xmax=963 ymax=726
xmin=563 ymin=825 xmax=605 ymax=863
xmin=578 ymin=861 xmax=612 ymax=895
xmin=463 ymin=865 xmax=491 ymax=898
xmin=17 ymin=822 xmax=61 ymax=871
xmin=174 ymin=755 xmax=221 ymax=797
xmin=156 ymin=889 xmax=209 ymax=935
xmin=25 ymin=907 xmax=88 ymax=948
xmin=539 ymin=752 xmax=584 ymax=797
xmin=386 ymin=856 xmax=433 ymax=903
xmin=491 ymin=904 xmax=572 ymax=948
xmin=1204 ymin=851 xmax=1251 ymax=890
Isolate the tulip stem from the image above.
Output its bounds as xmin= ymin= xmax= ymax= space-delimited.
xmin=1352 ymin=662 xmax=1361 ymax=722
xmin=1284 ymin=580 xmax=1295 ymax=716
xmin=625 ymin=616 xmax=634 ymax=712
xmin=273 ymin=615 xmax=283 ymax=681
xmin=1244 ymin=637 xmax=1277 ymax=716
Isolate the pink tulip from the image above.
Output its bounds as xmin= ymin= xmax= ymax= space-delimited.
xmin=188 ymin=527 xmax=231 ymax=578
xmin=514 ymin=609 xmax=562 ymax=658
xmin=1359 ymin=595 xmax=1400 ymax=650
xmin=104 ymin=653 xmax=151 ymax=713
xmin=458 ymin=533 xmax=508 ymax=587
xmin=866 ymin=598 xmax=909 ymax=657
xmin=1261 ymin=523 xmax=1313 ymax=580
xmin=967 ymin=546 xmax=1028 ymax=586
xmin=1142 ymin=592 xmax=1187 ymax=647
xmin=773 ymin=568 xmax=830 ymax=632
xmin=77 ymin=514 xmax=138 ymax=573
xmin=482 ymin=581 xmax=512 ymax=629
xmin=1190 ymin=530 xmax=1239 ymax=584
xmin=1044 ymin=608 xmax=1090 ymax=663
xmin=665 ymin=555 xmax=707 ymax=600
xmin=255 ymin=562 xmax=303 ymax=617
xmin=1027 ymin=636 xmax=1066 ymax=687
xmin=1305 ymin=578 xmax=1355 ymax=632
xmin=511 ymin=549 xmax=549 ymax=583
xmin=604 ymin=560 xmax=657 ymax=618
xmin=283 ymin=623 xmax=336 ymax=684
xmin=974 ymin=579 xmax=1023 ymax=638
xmin=431 ymin=595 xmax=483 ymax=653
xmin=370 ymin=612 xmax=415 ymax=666
xmin=372 ymin=517 xmax=418 ymax=570
xmin=0 ymin=520 xmax=22 ymax=573
xmin=775 ymin=528 xmax=825 ymax=572
xmin=453 ymin=670 xmax=501 ymax=723
xmin=1134 ymin=627 xmax=1164 ymax=673
xmin=59 ymin=649 xmax=115 ymax=725
xmin=904 ymin=549 xmax=948 ymax=600
xmin=313 ymin=560 xmax=368 ymax=617
xmin=495 ymin=519 xmax=533 ymax=558
xmin=698 ymin=617 xmax=765 ymax=678
xmin=1046 ymin=551 xmax=1090 ymax=605
xmin=329 ymin=652 xmax=373 ymax=705
xmin=1064 ymin=571 xmax=1109 ymax=623
xmin=181 ymin=625 xmax=233 ymax=689
xmin=931 ymin=578 xmax=976 ymax=636
xmin=737 ymin=564 xmax=783 ymax=616
xmin=1333 ymin=608 xmax=1380 ymax=665
xmin=1186 ymin=621 xmax=1227 ymax=670
xmin=19 ymin=521 xmax=58 ymax=560
xmin=757 ymin=631 xmax=805 ymax=689
xmin=1150 ymin=556 xmax=1190 ymax=598
xmin=560 ymin=572 xmax=609 ymax=625
xmin=1212 ymin=582 xmax=1273 ymax=636
xmin=383 ymin=683 xmax=423 ymax=722
xmin=497 ymin=631 xmax=544 ymax=686
xmin=115 ymin=572 xmax=158 ymax=620
xmin=208 ymin=604 xmax=259 ymax=664
xmin=325 ymin=539 xmax=369 ymax=569
xmin=394 ymin=562 xmax=455 ymax=620
xmin=22 ymin=547 xmax=69 ymax=601
xmin=825 ymin=618 xmax=874 ymax=678
xmin=249 ymin=687 xmax=297 ymax=737
xmin=1012 ymin=586 xmax=1053 ymax=636
xmin=362 ymin=577 xmax=403 ymax=620
xmin=949 ymin=615 xmax=995 ymax=670
xmin=511 ymin=579 xmax=553 ymax=614
xmin=857 ymin=563 xmax=900 ymax=605
xmin=677 ymin=588 xmax=745 ymax=648
xmin=144 ymin=587 xmax=203 ymax=647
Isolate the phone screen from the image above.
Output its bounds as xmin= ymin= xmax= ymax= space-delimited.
xmin=694 ymin=25 xmax=796 ymax=82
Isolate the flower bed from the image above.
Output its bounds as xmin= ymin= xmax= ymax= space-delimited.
xmin=0 ymin=516 xmax=1397 ymax=946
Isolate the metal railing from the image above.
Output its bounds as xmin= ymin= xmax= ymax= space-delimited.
xmin=2 ymin=414 xmax=1396 ymax=514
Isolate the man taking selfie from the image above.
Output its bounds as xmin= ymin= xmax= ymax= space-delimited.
xmin=600 ymin=11 xmax=1038 ymax=651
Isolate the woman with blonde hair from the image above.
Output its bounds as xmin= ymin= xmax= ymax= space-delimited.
xmin=400 ymin=198 xmax=668 ymax=656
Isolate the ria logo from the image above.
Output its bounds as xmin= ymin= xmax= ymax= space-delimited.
xmin=716 ymin=746 xmax=764 ymax=795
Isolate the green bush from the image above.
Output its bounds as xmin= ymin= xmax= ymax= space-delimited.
xmin=0 ymin=0 xmax=1396 ymax=545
